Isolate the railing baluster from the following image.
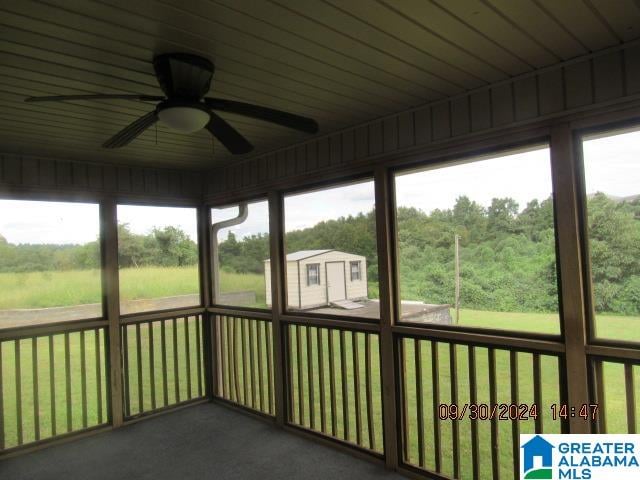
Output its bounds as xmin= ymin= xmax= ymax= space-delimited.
xmin=449 ymin=343 xmax=460 ymax=479
xmin=594 ymin=360 xmax=607 ymax=433
xmin=241 ymin=318 xmax=248 ymax=406
xmin=340 ymin=330 xmax=349 ymax=441
xmin=353 ymin=331 xmax=362 ymax=447
xmin=414 ymin=339 xmax=425 ymax=468
xmin=488 ymin=348 xmax=500 ymax=480
xmin=148 ymin=322 xmax=156 ymax=411
xmin=64 ymin=333 xmax=72 ymax=433
xmin=318 ymin=327 xmax=326 ymax=434
xmin=257 ymin=319 xmax=264 ymax=412
xmin=228 ymin=317 xmax=234 ymax=402
xmin=249 ymin=318 xmax=257 ymax=409
xmin=232 ymin=317 xmax=241 ymax=404
xmin=123 ymin=326 xmax=131 ymax=416
xmin=469 ymin=346 xmax=479 ymax=480
xmin=184 ymin=317 xmax=192 ymax=400
xmin=228 ymin=317 xmax=236 ymax=402
xmin=135 ymin=323 xmax=143 ymax=414
xmin=307 ymin=326 xmax=315 ymax=430
xmin=625 ymin=364 xmax=636 ymax=433
xmin=195 ymin=315 xmax=203 ymax=398
xmin=223 ymin=316 xmax=235 ymax=400
xmin=431 ymin=341 xmax=441 ymax=472
xmin=80 ymin=330 xmax=88 ymax=428
xmin=15 ymin=339 xmax=22 ymax=445
xmin=95 ymin=329 xmax=103 ymax=424
xmin=219 ymin=317 xmax=227 ymax=399
xmin=296 ymin=325 xmax=304 ymax=425
xmin=32 ymin=337 xmax=40 ymax=441
xmin=510 ymin=351 xmax=520 ymax=478
xmin=49 ymin=335 xmax=56 ymax=436
xmin=0 ymin=342 xmax=4 ymax=450
xmin=365 ymin=333 xmax=375 ymax=451
xmin=287 ymin=325 xmax=295 ymax=422
xmin=266 ymin=321 xmax=274 ymax=415
xmin=329 ymin=329 xmax=337 ymax=437
xmin=533 ymin=353 xmax=543 ymax=433
xmin=102 ymin=330 xmax=108 ymax=421
xmin=161 ymin=320 xmax=169 ymax=407
xmin=400 ymin=338 xmax=409 ymax=461
xmin=172 ymin=318 xmax=180 ymax=403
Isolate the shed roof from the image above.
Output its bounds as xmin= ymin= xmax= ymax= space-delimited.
xmin=265 ymin=249 xmax=366 ymax=262
xmin=286 ymin=249 xmax=333 ymax=261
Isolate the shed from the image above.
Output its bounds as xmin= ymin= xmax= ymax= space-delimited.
xmin=265 ymin=250 xmax=367 ymax=309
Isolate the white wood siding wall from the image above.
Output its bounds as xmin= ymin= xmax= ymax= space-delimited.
xmin=265 ymin=260 xmax=300 ymax=308
xmin=205 ymin=43 xmax=640 ymax=200
xmin=286 ymin=262 xmax=300 ymax=309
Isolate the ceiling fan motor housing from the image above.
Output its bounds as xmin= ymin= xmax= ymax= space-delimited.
xmin=153 ymin=53 xmax=214 ymax=100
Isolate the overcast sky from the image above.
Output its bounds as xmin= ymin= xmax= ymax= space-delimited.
xmin=2 ymin=129 xmax=639 ymax=245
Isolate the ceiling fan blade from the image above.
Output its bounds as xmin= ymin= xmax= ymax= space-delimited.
xmin=25 ymin=94 xmax=164 ymax=103
xmin=102 ymin=111 xmax=158 ymax=149
xmin=205 ymin=111 xmax=253 ymax=155
xmin=204 ymin=98 xmax=318 ymax=134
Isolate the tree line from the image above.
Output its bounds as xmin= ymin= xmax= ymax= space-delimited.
xmin=0 ymin=224 xmax=198 ymax=272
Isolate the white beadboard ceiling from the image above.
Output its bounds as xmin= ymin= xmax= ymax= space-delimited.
xmin=0 ymin=0 xmax=638 ymax=169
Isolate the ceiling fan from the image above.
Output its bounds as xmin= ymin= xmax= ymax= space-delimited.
xmin=23 ymin=53 xmax=319 ymax=155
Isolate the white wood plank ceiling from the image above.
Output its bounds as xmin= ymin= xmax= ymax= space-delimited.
xmin=0 ymin=0 xmax=638 ymax=169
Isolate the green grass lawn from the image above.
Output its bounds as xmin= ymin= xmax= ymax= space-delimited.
xmin=1 ymin=269 xmax=638 ymax=480
xmin=0 ymin=267 xmax=266 ymax=310
xmin=454 ymin=308 xmax=640 ymax=343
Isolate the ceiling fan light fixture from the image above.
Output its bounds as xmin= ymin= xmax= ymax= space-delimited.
xmin=157 ymin=104 xmax=210 ymax=133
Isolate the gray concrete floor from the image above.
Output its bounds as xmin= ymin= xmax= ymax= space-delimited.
xmin=0 ymin=402 xmax=405 ymax=480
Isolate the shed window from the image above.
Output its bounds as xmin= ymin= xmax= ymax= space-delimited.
xmin=307 ymin=263 xmax=320 ymax=286
xmin=350 ymin=261 xmax=361 ymax=281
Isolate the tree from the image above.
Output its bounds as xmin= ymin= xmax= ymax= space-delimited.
xmin=152 ymin=226 xmax=198 ymax=266
xmin=487 ymin=197 xmax=519 ymax=237
xmin=117 ymin=223 xmax=146 ymax=268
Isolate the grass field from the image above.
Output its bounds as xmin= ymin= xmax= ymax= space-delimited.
xmin=0 ymin=267 xmax=266 ymax=310
xmin=1 ymin=268 xmax=639 ymax=479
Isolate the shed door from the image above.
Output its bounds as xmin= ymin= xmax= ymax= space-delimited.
xmin=326 ymin=262 xmax=346 ymax=303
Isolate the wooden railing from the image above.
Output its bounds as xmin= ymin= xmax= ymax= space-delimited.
xmin=214 ymin=313 xmax=275 ymax=416
xmin=286 ymin=322 xmax=383 ymax=453
xmin=121 ymin=313 xmax=206 ymax=418
xmin=397 ymin=335 xmax=566 ymax=480
xmin=0 ymin=326 xmax=109 ymax=452
xmin=589 ymin=354 xmax=639 ymax=434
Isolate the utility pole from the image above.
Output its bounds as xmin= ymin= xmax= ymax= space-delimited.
xmin=454 ymin=234 xmax=460 ymax=324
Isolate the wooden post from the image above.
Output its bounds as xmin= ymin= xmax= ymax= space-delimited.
xmin=550 ymin=123 xmax=591 ymax=433
xmin=374 ymin=166 xmax=399 ymax=468
xmin=454 ymin=234 xmax=460 ymax=324
xmin=100 ymin=198 xmax=123 ymax=427
xmin=268 ymin=191 xmax=287 ymax=426
xmin=198 ymin=205 xmax=215 ymax=399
